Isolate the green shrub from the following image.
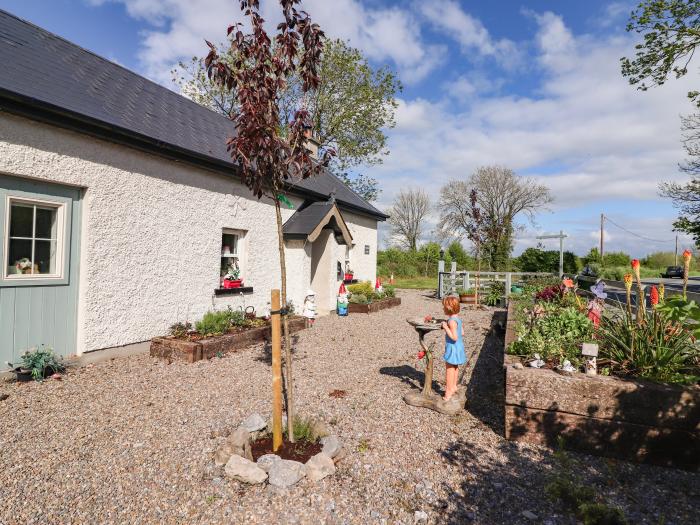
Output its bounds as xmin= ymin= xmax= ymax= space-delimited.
xmin=457 ymin=288 xmax=475 ymax=295
xmin=484 ymin=281 xmax=505 ymax=306
xmin=19 ymin=345 xmax=65 ymax=381
xmin=348 ymin=281 xmax=374 ymax=297
xmin=383 ymin=285 xmax=396 ymax=298
xmin=349 ymin=294 xmax=368 ymax=304
xmin=509 ymin=304 xmax=593 ymax=367
xmin=195 ymin=310 xmax=232 ymax=336
xmin=284 ymin=416 xmax=316 ymax=443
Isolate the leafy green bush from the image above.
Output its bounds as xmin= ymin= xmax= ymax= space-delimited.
xmin=349 ymin=294 xmax=368 ymax=304
xmin=383 ymin=285 xmax=396 ymax=298
xmin=484 ymin=281 xmax=505 ymax=306
xmin=195 ymin=311 xmax=231 ymax=336
xmin=20 ymin=345 xmax=65 ymax=381
xmin=457 ymin=288 xmax=475 ymax=295
xmin=509 ymin=304 xmax=593 ymax=367
xmin=598 ymin=308 xmax=700 ymax=384
xmin=348 ymin=281 xmax=374 ymax=297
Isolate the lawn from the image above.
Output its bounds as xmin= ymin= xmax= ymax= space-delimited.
xmin=382 ymin=275 xmax=436 ymax=289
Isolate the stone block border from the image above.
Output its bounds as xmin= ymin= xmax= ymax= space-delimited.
xmin=348 ymin=297 xmax=401 ymax=314
xmin=150 ymin=316 xmax=307 ymax=363
xmin=503 ymin=302 xmax=700 ymax=471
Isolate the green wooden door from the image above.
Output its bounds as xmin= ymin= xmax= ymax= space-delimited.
xmin=0 ymin=174 xmax=81 ymax=365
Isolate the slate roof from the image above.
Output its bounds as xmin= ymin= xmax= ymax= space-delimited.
xmin=0 ymin=9 xmax=387 ymax=220
xmin=283 ymin=201 xmax=335 ymax=237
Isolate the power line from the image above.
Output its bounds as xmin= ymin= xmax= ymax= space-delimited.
xmin=603 ymin=215 xmax=675 ymax=244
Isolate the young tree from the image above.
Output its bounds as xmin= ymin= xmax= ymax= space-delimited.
xmin=438 ymin=166 xmax=552 ymax=270
xmin=205 ymin=0 xmax=329 ymax=444
xmin=387 ymin=188 xmax=431 ymax=250
xmin=176 ymin=38 xmax=400 ymax=202
xmin=621 ymin=0 xmax=700 ymax=108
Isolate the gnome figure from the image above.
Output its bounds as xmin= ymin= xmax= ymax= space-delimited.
xmin=375 ymin=277 xmax=383 ymax=294
xmin=337 ymin=282 xmax=349 ymax=317
xmin=303 ymin=289 xmax=317 ymax=326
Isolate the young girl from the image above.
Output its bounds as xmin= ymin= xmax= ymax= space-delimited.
xmin=441 ymin=295 xmax=465 ymax=401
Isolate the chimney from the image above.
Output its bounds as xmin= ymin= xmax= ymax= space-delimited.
xmin=303 ymin=126 xmax=320 ymax=159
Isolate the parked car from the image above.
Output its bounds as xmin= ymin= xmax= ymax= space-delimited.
xmin=661 ymin=266 xmax=684 ymax=278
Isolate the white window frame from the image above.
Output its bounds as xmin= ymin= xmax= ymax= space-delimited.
xmin=220 ymin=228 xmax=247 ymax=280
xmin=3 ymin=196 xmax=67 ymax=281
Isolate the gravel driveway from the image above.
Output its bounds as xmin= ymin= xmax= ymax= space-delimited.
xmin=0 ymin=290 xmax=697 ymax=524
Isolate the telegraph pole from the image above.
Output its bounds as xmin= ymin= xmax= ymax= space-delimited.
xmin=537 ymin=230 xmax=568 ymax=277
xmin=675 ymin=235 xmax=679 ymax=265
xmin=600 ymin=213 xmax=605 ymax=261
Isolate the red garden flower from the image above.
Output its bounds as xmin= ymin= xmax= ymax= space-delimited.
xmin=650 ymin=285 xmax=659 ymax=306
xmin=631 ymin=259 xmax=640 ymax=269
xmin=417 ymin=351 xmax=426 ymax=360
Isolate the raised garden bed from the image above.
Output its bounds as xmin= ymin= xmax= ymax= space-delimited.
xmin=503 ymin=302 xmax=700 ymax=471
xmin=348 ymin=297 xmax=401 ymax=314
xmin=151 ymin=316 xmax=307 ymax=363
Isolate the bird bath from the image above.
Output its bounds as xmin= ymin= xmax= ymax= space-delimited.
xmin=404 ymin=317 xmax=465 ymax=416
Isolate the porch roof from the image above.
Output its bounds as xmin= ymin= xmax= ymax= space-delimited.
xmin=283 ymin=201 xmax=353 ymax=245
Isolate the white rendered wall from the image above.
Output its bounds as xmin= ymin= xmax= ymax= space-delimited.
xmin=344 ymin=211 xmax=378 ymax=284
xmin=0 ymin=114 xmax=328 ymax=353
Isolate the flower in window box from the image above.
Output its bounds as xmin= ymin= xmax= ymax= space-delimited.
xmin=15 ymin=258 xmax=32 ymax=274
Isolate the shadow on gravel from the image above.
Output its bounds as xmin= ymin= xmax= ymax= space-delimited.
xmin=379 ymin=364 xmax=443 ymax=394
xmin=465 ymin=310 xmax=506 ymax=436
xmin=437 ymin=439 xmax=559 ymax=524
xmin=254 ymin=334 xmax=300 ymax=365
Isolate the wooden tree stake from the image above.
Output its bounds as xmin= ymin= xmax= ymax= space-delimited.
xmin=271 ymin=289 xmax=283 ymax=452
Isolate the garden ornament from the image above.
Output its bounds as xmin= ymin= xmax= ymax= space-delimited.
xmin=582 ymin=343 xmax=599 ymax=376
xmin=303 ymin=289 xmax=317 ymax=326
xmin=529 ymin=353 xmax=545 ymax=368
xmin=337 ymin=283 xmax=348 ymax=317
xmin=375 ymin=277 xmax=383 ymax=293
xmin=560 ymin=359 xmax=576 ymax=373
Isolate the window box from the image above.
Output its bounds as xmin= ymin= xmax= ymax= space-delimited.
xmin=214 ymin=286 xmax=254 ymax=297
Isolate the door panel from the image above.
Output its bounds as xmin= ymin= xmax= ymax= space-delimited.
xmin=0 ymin=174 xmax=81 ymax=365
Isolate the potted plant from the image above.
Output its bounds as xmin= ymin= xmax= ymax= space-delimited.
xmin=223 ymin=267 xmax=243 ymax=289
xmin=344 ymin=266 xmax=354 ymax=282
xmin=458 ymin=288 xmax=476 ymax=304
xmin=11 ymin=345 xmax=65 ymax=381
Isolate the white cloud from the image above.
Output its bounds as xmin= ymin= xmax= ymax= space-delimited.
xmin=419 ymin=0 xmax=521 ymax=69
xmin=88 ymin=0 xmax=442 ymax=84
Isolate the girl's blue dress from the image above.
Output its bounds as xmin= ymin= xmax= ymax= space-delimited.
xmin=444 ymin=317 xmax=466 ymax=365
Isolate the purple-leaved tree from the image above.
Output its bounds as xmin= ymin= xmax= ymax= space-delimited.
xmin=205 ymin=0 xmax=331 ymax=444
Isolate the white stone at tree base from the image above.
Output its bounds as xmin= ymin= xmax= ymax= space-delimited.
xmin=239 ymin=413 xmax=267 ymax=433
xmin=320 ymin=435 xmax=342 ymax=458
xmin=226 ymin=427 xmax=253 ymax=461
xmin=268 ymin=459 xmax=306 ymax=488
xmin=414 ymin=510 xmax=428 ymax=523
xmin=305 ymin=453 xmax=336 ymax=482
xmin=224 ymin=455 xmax=268 ymax=484
xmin=257 ymin=454 xmax=281 ymax=472
xmin=213 ymin=442 xmax=235 ymax=466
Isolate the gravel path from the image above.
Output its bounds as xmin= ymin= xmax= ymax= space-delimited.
xmin=0 ymin=290 xmax=697 ymax=524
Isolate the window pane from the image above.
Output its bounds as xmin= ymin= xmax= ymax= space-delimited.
xmin=35 ymin=206 xmax=57 ymax=239
xmin=9 ymin=204 xmax=33 ymax=237
xmin=8 ymin=239 xmax=33 ymax=274
xmin=34 ymin=240 xmax=56 ymax=274
xmin=222 ymin=233 xmax=238 ymax=255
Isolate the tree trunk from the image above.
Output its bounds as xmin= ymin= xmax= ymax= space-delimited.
xmin=274 ymin=200 xmax=295 ymax=443
xmin=475 ymin=242 xmax=481 ymax=306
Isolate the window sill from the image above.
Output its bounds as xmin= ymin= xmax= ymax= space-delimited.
xmin=214 ymin=286 xmax=254 ymax=296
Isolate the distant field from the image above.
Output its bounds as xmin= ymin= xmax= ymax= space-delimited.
xmin=381 ymin=276 xmax=436 ymax=289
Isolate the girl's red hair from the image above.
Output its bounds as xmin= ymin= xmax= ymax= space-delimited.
xmin=442 ymin=295 xmax=460 ymax=315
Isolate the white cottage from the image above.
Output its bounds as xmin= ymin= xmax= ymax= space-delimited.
xmin=0 ymin=10 xmax=387 ymax=364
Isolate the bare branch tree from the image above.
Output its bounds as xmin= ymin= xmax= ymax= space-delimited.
xmin=388 ymin=188 xmax=431 ymax=250
xmin=438 ymin=166 xmax=552 ymax=270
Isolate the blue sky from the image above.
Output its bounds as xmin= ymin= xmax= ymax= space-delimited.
xmin=1 ymin=0 xmax=695 ymax=257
